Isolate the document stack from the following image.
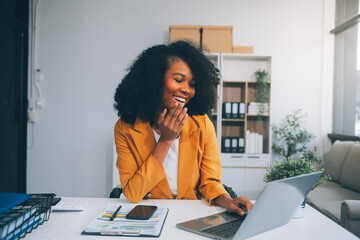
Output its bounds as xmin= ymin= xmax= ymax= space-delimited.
xmin=247 ymin=102 xmax=269 ymax=115
xmin=222 ymin=102 xmax=246 ymax=119
xmin=0 ymin=193 xmax=55 ymax=240
xmin=245 ymin=130 xmax=263 ymax=154
xmin=82 ymin=203 xmax=168 ymax=237
xmin=222 ymin=136 xmax=245 ymax=153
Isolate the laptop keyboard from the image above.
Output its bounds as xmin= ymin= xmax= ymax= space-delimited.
xmin=201 ymin=218 xmax=244 ymax=239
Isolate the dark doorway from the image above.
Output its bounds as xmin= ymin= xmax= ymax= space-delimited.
xmin=0 ymin=0 xmax=29 ymax=192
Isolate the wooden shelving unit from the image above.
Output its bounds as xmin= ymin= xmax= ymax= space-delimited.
xmin=206 ymin=53 xmax=272 ymax=199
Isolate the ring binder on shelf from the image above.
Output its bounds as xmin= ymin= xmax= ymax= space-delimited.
xmin=222 ymin=137 xmax=231 ymax=153
xmin=222 ymin=102 xmax=232 ymax=119
xmin=231 ymin=137 xmax=238 ymax=153
xmin=238 ymin=137 xmax=245 ymax=153
xmin=239 ymin=103 xmax=245 ymax=119
xmin=231 ymin=103 xmax=239 ymax=119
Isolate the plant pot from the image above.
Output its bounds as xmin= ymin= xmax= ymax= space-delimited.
xmin=292 ymin=199 xmax=306 ymax=219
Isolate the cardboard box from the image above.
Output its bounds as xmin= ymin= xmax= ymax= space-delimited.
xmin=232 ymin=46 xmax=254 ymax=54
xmin=169 ymin=25 xmax=201 ymax=45
xmin=202 ymin=26 xmax=233 ymax=53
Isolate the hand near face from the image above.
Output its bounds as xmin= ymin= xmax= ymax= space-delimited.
xmin=157 ymin=103 xmax=188 ymax=142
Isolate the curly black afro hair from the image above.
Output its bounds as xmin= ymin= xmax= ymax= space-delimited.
xmin=114 ymin=40 xmax=220 ymax=125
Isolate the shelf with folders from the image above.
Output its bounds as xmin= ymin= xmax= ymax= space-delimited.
xmin=221 ymin=121 xmax=245 ymax=153
xmin=221 ymin=81 xmax=246 ymax=122
xmin=220 ymin=80 xmax=246 ymax=154
xmin=206 ymin=53 xmax=271 ymax=199
xmin=222 ymin=54 xmax=271 ymax=156
xmin=206 ymin=53 xmax=271 ymax=156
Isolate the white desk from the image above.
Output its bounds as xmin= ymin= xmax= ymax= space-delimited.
xmin=25 ymin=197 xmax=358 ymax=240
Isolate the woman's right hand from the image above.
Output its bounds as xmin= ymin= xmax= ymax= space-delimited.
xmin=151 ymin=103 xmax=187 ymax=166
xmin=157 ymin=103 xmax=188 ymax=143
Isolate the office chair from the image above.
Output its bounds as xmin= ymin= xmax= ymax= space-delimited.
xmin=109 ymin=185 xmax=123 ymax=198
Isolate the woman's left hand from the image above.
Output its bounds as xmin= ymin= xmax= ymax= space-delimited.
xmin=215 ymin=194 xmax=254 ymax=216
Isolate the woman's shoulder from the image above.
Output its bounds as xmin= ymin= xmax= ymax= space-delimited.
xmin=115 ymin=118 xmax=150 ymax=133
xmin=114 ymin=118 xmax=133 ymax=133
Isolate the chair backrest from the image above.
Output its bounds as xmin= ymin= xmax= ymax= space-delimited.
xmin=110 ymin=141 xmax=122 ymax=198
xmin=112 ymin=141 xmax=121 ymax=189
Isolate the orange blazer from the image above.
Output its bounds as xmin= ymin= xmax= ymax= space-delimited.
xmin=114 ymin=114 xmax=228 ymax=204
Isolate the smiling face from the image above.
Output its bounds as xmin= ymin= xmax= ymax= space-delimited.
xmin=162 ymin=58 xmax=195 ymax=110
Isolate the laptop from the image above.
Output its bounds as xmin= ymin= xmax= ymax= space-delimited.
xmin=176 ymin=171 xmax=322 ymax=240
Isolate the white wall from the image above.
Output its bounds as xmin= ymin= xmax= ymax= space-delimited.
xmin=27 ymin=0 xmax=335 ymax=197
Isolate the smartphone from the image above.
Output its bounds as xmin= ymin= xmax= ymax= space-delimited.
xmin=125 ymin=205 xmax=158 ymax=220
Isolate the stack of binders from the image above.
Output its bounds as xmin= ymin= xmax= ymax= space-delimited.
xmin=222 ymin=102 xmax=246 ymax=119
xmin=0 ymin=192 xmax=55 ymax=240
xmin=222 ymin=136 xmax=245 ymax=153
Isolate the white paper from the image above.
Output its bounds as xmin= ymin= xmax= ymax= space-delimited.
xmin=84 ymin=204 xmax=168 ymax=236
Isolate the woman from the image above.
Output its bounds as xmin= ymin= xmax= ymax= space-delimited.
xmin=114 ymin=41 xmax=253 ymax=215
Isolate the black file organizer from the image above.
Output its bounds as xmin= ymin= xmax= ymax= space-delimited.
xmin=0 ymin=193 xmax=55 ymax=240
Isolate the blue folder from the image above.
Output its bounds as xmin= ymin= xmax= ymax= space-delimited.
xmin=0 ymin=192 xmax=30 ymax=215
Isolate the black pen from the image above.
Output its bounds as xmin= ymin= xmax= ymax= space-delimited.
xmin=110 ymin=205 xmax=122 ymax=221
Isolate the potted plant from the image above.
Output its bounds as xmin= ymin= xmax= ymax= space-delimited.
xmin=264 ymin=154 xmax=328 ymax=188
xmin=272 ymin=109 xmax=316 ymax=159
xmin=268 ymin=110 xmax=330 ymax=218
xmin=254 ymin=69 xmax=270 ymax=116
xmin=264 ymin=154 xmax=330 ymax=218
